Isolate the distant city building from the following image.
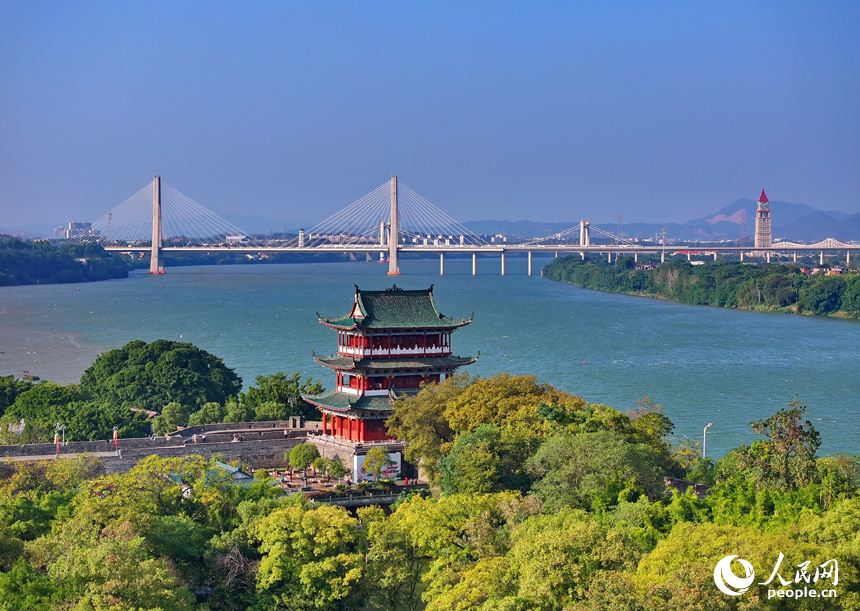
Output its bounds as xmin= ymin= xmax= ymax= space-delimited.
xmin=55 ymin=221 xmax=93 ymax=239
xmin=755 ymin=190 xmax=772 ymax=248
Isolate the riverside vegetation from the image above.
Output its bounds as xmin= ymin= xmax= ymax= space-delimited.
xmin=0 ymin=236 xmax=353 ymax=287
xmin=1 ymin=340 xmax=859 ymax=609
xmin=544 ymin=255 xmax=860 ymax=317
xmin=0 ymin=340 xmax=323 ymax=444
xmin=0 ymin=239 xmax=129 ymax=286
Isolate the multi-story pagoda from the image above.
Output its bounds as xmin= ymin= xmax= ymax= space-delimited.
xmin=303 ymin=285 xmax=475 ymax=478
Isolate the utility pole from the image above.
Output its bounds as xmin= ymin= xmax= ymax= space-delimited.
xmin=661 ymin=228 xmax=667 ymax=263
xmin=703 ymin=423 xmax=713 ymax=459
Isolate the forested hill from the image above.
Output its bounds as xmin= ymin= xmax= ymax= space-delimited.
xmin=0 ymin=238 xmax=128 ymax=286
xmin=544 ymin=256 xmax=860 ymax=317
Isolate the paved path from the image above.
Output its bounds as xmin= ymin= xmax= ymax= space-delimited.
xmin=2 ymin=451 xmax=120 ymax=462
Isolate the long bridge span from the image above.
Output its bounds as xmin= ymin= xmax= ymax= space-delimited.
xmin=71 ymin=177 xmax=860 ymax=275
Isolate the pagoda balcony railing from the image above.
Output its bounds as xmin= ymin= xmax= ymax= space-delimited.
xmin=338 ymin=387 xmax=390 ymax=397
xmin=338 ymin=346 xmax=449 ymax=358
xmin=309 ymin=432 xmax=405 ymax=451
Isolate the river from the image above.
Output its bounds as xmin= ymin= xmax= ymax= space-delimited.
xmin=1 ymin=256 xmax=858 ymax=457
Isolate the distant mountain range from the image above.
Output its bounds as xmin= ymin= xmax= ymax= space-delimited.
xmin=464 ymin=199 xmax=860 ymax=243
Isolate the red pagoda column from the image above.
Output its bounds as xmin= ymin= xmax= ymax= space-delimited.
xmin=359 ymin=420 xmax=365 ymax=442
xmin=322 ymin=413 xmax=327 ymax=436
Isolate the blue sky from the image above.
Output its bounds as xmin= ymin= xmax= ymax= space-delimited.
xmin=1 ymin=1 xmax=858 ymax=230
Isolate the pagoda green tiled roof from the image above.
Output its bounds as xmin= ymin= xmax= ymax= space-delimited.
xmin=314 ymin=354 xmax=477 ymax=371
xmin=302 ymin=390 xmax=397 ymax=415
xmin=318 ymin=285 xmax=473 ymax=330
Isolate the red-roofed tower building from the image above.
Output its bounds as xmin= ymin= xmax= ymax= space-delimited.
xmin=303 ymin=284 xmax=475 ymax=481
xmin=755 ymin=189 xmax=772 ymax=249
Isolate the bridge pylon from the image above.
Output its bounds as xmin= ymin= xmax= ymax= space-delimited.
xmin=150 ymin=175 xmax=164 ymax=274
xmin=388 ymin=175 xmax=400 ymax=275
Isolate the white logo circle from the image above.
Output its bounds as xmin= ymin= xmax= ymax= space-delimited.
xmin=714 ymin=555 xmax=755 ymax=596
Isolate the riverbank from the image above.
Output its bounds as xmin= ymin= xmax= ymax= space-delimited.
xmin=0 ymin=239 xmax=128 ymax=286
xmin=543 ymin=255 xmax=860 ymax=319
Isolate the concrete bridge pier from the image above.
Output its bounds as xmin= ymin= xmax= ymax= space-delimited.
xmin=472 ymin=252 xmax=476 ymax=275
xmin=387 ymin=176 xmax=401 ymax=275
xmin=528 ymin=251 xmax=532 ymax=276
xmin=848 ymin=251 xmax=851 ymax=266
xmin=440 ymin=252 xmax=444 ymax=275
xmin=820 ymin=251 xmax=825 ymax=265
xmin=149 ymin=175 xmax=163 ymax=274
xmin=794 ymin=251 xmax=797 ymax=262
xmin=687 ymin=251 xmax=691 ymax=261
xmin=634 ymin=252 xmax=638 ymax=263
xmin=713 ymin=252 xmax=718 ymax=261
xmin=766 ymin=252 xmax=771 ymax=263
xmin=501 ymin=252 xmax=506 ymax=276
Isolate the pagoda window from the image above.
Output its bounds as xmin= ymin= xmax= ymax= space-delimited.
xmin=392 ymin=375 xmax=424 ymax=389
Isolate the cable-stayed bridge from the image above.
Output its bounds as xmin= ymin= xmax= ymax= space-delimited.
xmin=70 ymin=177 xmax=860 ymax=275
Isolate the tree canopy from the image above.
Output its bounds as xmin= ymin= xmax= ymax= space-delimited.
xmin=545 ymin=256 xmax=860 ymax=317
xmin=240 ymin=372 xmax=323 ymax=421
xmin=79 ymin=339 xmax=242 ymax=413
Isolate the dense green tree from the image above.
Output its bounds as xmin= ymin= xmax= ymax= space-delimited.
xmin=79 ymin=339 xmax=242 ymax=412
xmin=240 ymin=372 xmax=323 ymax=420
xmin=439 ymin=424 xmax=537 ymax=495
xmin=528 ymin=430 xmax=665 ymax=512
xmin=732 ymin=397 xmax=821 ymax=491
xmin=222 ymin=397 xmax=253 ymax=423
xmin=152 ymin=402 xmax=192 ymax=435
xmin=387 ymin=374 xmax=466 ymax=484
xmin=360 ymin=506 xmax=427 ymax=611
xmin=288 ymin=443 xmax=321 ymax=473
xmin=254 ymin=503 xmax=364 ymax=610
xmin=445 ymin=372 xmax=579 ymax=433
xmin=187 ymin=400 xmax=227 ymax=426
xmin=0 ymin=238 xmax=128 ymax=286
xmin=802 ymin=275 xmax=847 ymax=315
xmin=6 ymin=382 xmax=82 ymax=420
xmin=4 ymin=382 xmax=149 ymax=442
xmin=498 ymin=509 xmax=639 ymax=610
xmin=329 ymin=458 xmax=350 ymax=483
xmin=30 ymin=517 xmax=196 ymax=611
xmin=544 ymin=256 xmax=860 ymax=318
xmin=841 ymin=274 xmax=860 ymax=315
xmin=0 ymin=375 xmax=33 ymax=416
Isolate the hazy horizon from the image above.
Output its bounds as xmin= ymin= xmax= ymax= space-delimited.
xmin=2 ymin=2 xmax=858 ymax=230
